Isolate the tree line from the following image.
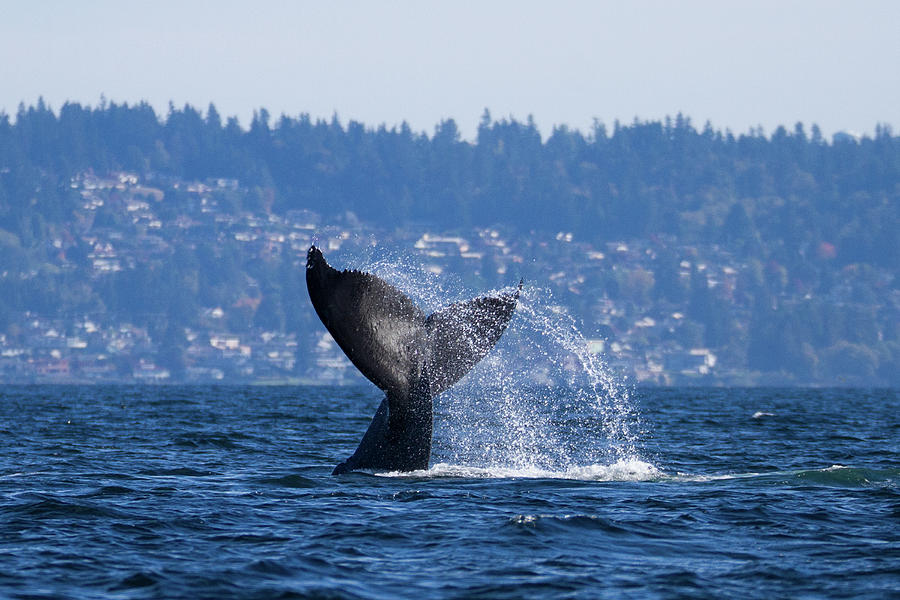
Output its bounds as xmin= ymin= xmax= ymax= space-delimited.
xmin=1 ymin=100 xmax=897 ymax=268
xmin=0 ymin=99 xmax=897 ymax=384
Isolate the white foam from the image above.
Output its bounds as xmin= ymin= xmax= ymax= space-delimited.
xmin=373 ymin=457 xmax=663 ymax=482
xmin=752 ymin=411 xmax=775 ymax=419
xmin=671 ymin=464 xmax=854 ymax=483
xmin=673 ymin=472 xmax=762 ymax=482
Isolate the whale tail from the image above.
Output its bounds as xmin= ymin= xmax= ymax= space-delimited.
xmin=306 ymin=246 xmax=520 ymax=473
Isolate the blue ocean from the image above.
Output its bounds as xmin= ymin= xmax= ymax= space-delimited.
xmin=1 ymin=384 xmax=898 ymax=599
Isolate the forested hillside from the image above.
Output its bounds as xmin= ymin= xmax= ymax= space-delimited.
xmin=0 ymin=100 xmax=897 ymax=385
xmin=3 ymin=101 xmax=898 ymax=260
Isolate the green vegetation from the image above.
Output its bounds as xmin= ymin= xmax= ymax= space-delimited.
xmin=0 ymin=100 xmax=897 ymax=385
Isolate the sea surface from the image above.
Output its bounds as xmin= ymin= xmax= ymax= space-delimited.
xmin=1 ymin=385 xmax=898 ymax=599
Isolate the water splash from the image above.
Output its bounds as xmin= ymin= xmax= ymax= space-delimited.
xmin=355 ymin=250 xmax=649 ymax=475
xmin=374 ymin=458 xmax=663 ymax=482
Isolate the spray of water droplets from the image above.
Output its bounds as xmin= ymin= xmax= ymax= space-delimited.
xmin=352 ymin=247 xmax=654 ymax=478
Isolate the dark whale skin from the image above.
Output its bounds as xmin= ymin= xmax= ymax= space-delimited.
xmin=305 ymin=246 xmax=519 ymax=474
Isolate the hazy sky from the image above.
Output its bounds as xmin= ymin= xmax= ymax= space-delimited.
xmin=2 ymin=1 xmax=898 ymax=139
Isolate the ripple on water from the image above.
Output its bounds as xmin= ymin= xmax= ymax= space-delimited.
xmin=6 ymin=495 xmax=129 ymax=520
xmin=109 ymin=571 xmax=162 ymax=591
xmin=791 ymin=465 xmax=900 ymax=487
xmin=78 ymin=485 xmax=138 ymax=498
xmin=0 ymin=386 xmax=897 ymax=600
xmin=137 ymin=467 xmax=221 ymax=477
xmin=671 ymin=465 xmax=900 ymax=489
xmin=507 ymin=513 xmax=631 ymax=535
xmin=255 ymin=473 xmax=319 ymax=488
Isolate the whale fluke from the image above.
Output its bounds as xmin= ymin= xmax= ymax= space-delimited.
xmin=424 ymin=281 xmax=522 ymax=396
xmin=306 ymin=246 xmax=520 ymax=474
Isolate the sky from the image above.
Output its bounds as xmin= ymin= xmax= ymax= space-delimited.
xmin=1 ymin=0 xmax=898 ymax=140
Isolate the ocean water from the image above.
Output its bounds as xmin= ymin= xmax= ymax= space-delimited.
xmin=1 ymin=385 xmax=898 ymax=599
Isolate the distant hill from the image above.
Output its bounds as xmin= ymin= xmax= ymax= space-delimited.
xmin=2 ymin=101 xmax=897 ymax=265
xmin=0 ymin=100 xmax=897 ymax=385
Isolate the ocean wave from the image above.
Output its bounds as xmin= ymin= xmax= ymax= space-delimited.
xmin=506 ymin=513 xmax=630 ymax=534
xmin=1 ymin=386 xmax=896 ymax=600
xmin=670 ymin=465 xmax=900 ymax=487
xmin=255 ymin=473 xmax=318 ymax=488
xmin=4 ymin=494 xmax=129 ymax=520
xmin=791 ymin=465 xmax=900 ymax=487
xmin=171 ymin=431 xmax=251 ymax=449
xmin=136 ymin=467 xmax=221 ymax=477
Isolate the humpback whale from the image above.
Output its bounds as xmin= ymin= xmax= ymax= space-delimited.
xmin=305 ymin=246 xmax=520 ymax=474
